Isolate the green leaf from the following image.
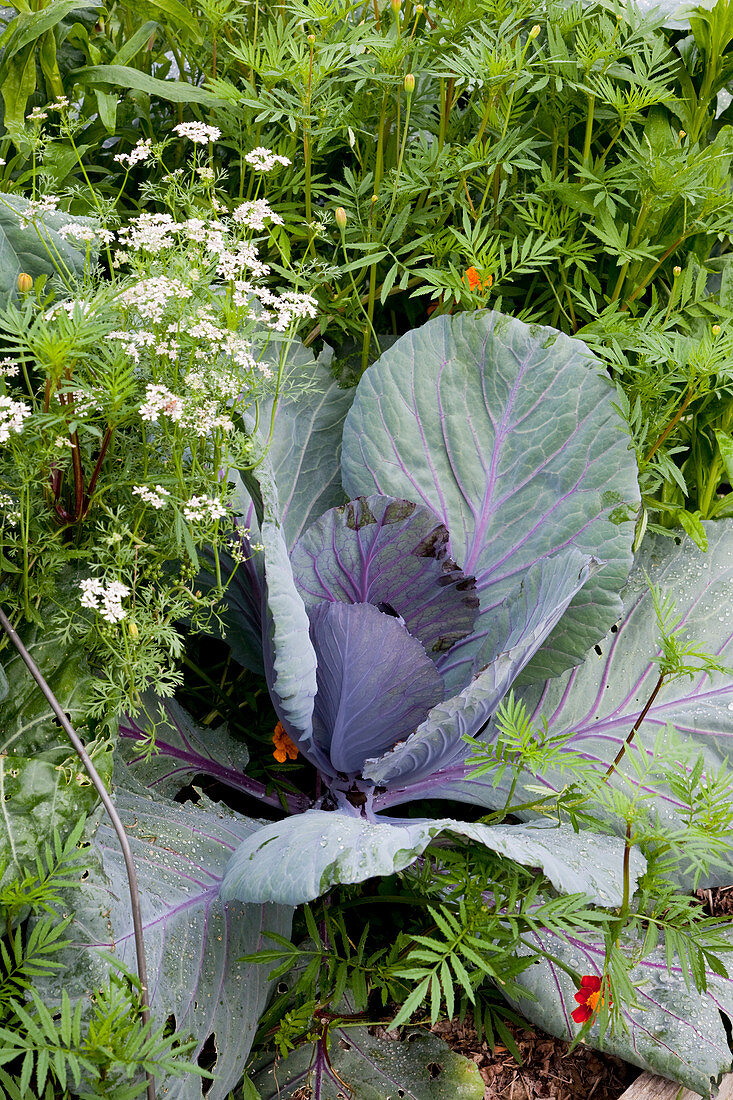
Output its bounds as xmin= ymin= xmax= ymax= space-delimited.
xmin=678 ymin=509 xmax=708 ymax=550
xmin=0 ymin=627 xmax=105 ymax=881
xmin=0 ymin=194 xmax=92 ymax=308
xmin=342 ymin=311 xmax=640 ymax=684
xmin=142 ymin=0 xmax=203 ymax=42
xmin=69 ymin=63 xmax=225 ymax=105
xmin=34 ymin=778 xmax=293 ymax=1100
xmin=0 ymin=42 xmax=37 ymax=133
xmin=253 ymin=1024 xmax=484 ymax=1099
xmin=715 ymin=428 xmax=733 ymax=484
xmin=0 ymin=1 xmax=98 ymax=61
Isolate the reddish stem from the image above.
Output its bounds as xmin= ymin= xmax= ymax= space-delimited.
xmin=604 ymin=672 xmax=665 ymax=780
xmin=84 ymin=426 xmax=113 ymax=513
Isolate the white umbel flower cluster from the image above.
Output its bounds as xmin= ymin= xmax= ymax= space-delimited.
xmin=231 ymin=199 xmax=284 ymax=230
xmin=114 ymin=138 xmax=153 ymax=168
xmin=139 ymin=384 xmax=184 ymax=423
xmin=243 ymin=147 xmax=291 ymax=172
xmin=0 ymin=395 xmax=31 ymax=443
xmin=118 ymin=276 xmax=192 ymax=323
xmin=173 ymin=122 xmax=221 ymax=144
xmin=78 ymin=578 xmax=130 ymax=623
xmin=183 ymin=495 xmax=228 ymax=523
xmin=132 ymin=485 xmax=170 ymax=509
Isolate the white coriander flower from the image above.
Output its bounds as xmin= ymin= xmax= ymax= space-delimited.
xmin=113 ymin=138 xmax=153 ymax=168
xmin=0 ymin=358 xmax=19 ymax=378
xmin=79 ymin=577 xmax=105 ymax=609
xmin=0 ymin=492 xmax=20 ymax=526
xmin=106 ymin=329 xmax=156 ymax=363
xmin=132 ymin=485 xmax=170 ymax=509
xmin=117 ymin=213 xmax=180 ymax=254
xmin=58 ymin=223 xmax=99 ymax=244
xmin=173 ymin=121 xmax=221 ymax=144
xmin=244 ymin=147 xmax=291 ymax=172
xmin=26 ymin=107 xmax=48 ymax=122
xmin=197 ymin=166 xmax=215 ymax=181
xmin=231 ymin=198 xmax=284 ymax=230
xmin=139 ymin=383 xmax=184 ymax=423
xmin=0 ymin=395 xmax=31 ymax=443
xmin=119 ymin=276 xmax=191 ymax=322
xmin=79 ymin=578 xmax=129 ymax=622
xmin=216 ymin=241 xmax=270 ymax=280
xmin=183 ymin=495 xmax=228 ymax=523
xmin=16 ymin=195 xmax=59 ymax=226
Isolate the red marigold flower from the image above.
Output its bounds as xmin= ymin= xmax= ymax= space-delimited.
xmin=571 ymin=974 xmax=609 ymax=1024
xmin=272 ymin=721 xmax=299 ymax=763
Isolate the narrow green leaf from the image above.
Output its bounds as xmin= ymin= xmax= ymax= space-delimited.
xmin=430 ymin=971 xmax=441 ymax=1023
xmin=144 ymin=0 xmax=203 ymax=41
xmin=390 ymin=976 xmax=430 ymax=1028
xmin=2 ymin=0 xmax=98 ymax=62
xmin=715 ymin=429 xmax=733 ymax=484
xmin=70 ymin=64 xmax=224 ymax=105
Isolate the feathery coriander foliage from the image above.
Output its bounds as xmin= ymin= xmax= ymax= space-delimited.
xmin=0 ymin=125 xmax=316 ymax=721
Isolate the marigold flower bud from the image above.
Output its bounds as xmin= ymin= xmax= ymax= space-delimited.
xmin=128 ymin=621 xmax=139 ymax=638
xmin=391 ymin=0 xmax=401 ymax=12
xmin=679 ymin=130 xmax=686 ymax=139
xmin=529 ymin=23 xmax=541 ymax=37
xmin=713 ymin=324 xmax=721 ymax=334
xmin=673 ymin=265 xmax=682 ymax=276
xmin=416 ymin=2 xmax=424 ymax=9
xmin=404 ymin=73 xmax=415 ymax=94
xmin=17 ymin=272 xmax=32 ymax=294
xmin=335 ymin=206 xmax=347 ymax=230
xmin=307 ymin=33 xmax=315 ymax=43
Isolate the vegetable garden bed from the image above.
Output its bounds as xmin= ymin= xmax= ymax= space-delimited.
xmin=5 ymin=0 xmax=733 ymax=1097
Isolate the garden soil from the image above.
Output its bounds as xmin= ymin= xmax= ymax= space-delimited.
xmin=430 ymin=1017 xmax=638 ymax=1100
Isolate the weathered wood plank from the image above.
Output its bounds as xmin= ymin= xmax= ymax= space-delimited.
xmin=617 ymin=1072 xmax=733 ymax=1100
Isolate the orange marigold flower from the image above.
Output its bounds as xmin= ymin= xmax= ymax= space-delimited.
xmin=465 ymin=266 xmax=493 ymax=293
xmin=272 ymin=721 xmax=299 ymax=763
xmin=571 ymin=974 xmax=610 ymax=1024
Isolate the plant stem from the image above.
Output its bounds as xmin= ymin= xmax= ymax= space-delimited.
xmin=582 ymin=95 xmax=595 ymax=164
xmin=643 ymin=386 xmax=695 ymax=465
xmin=603 ymin=672 xmax=665 ymax=780
xmin=387 ymin=90 xmax=413 ymax=218
xmin=620 ymin=819 xmax=633 ymax=914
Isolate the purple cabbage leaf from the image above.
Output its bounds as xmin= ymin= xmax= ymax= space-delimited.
xmin=221 ymin=810 xmax=643 ymax=908
xmin=430 ymin=522 xmax=733 ymax=844
xmin=33 ymin=775 xmax=293 ymax=1100
xmin=341 ymin=311 xmax=640 ymax=686
xmin=117 ymin=695 xmax=308 ymax=813
xmin=290 ymin=494 xmax=479 ymax=660
xmin=197 ymin=341 xmax=353 ymax=672
xmin=207 ymin=311 xmax=643 ymax=904
xmin=253 ymin=343 xmax=355 ymax=547
xmin=510 ymin=920 xmax=733 ymax=1097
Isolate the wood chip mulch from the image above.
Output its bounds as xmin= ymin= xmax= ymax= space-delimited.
xmin=696 ymin=884 xmax=733 ymax=917
xmin=430 ymin=1016 xmax=639 ymax=1100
